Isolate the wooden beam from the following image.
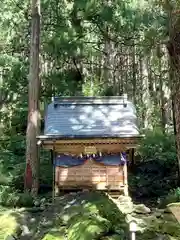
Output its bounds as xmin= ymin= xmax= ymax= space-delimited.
xmin=43 ymin=144 xmax=134 ymax=155
xmin=41 ymin=137 xmax=140 ymax=145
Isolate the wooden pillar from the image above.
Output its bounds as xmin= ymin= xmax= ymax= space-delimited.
xmin=52 ymin=141 xmax=60 ymax=201
xmin=51 ymin=149 xmax=59 ymax=196
xmin=123 ymin=153 xmax=128 ymax=196
xmin=55 ymin=167 xmax=60 ymax=196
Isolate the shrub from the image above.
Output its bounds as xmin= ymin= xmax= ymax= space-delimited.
xmin=158 ymin=187 xmax=180 ymax=208
xmin=0 ymin=185 xmax=34 ymax=207
xmin=0 ymin=134 xmax=52 ymax=192
xmin=0 ymin=186 xmax=20 ymax=207
xmin=129 ymin=129 xmax=178 ymax=199
xmin=138 ymin=129 xmax=176 ymax=165
xmin=18 ymin=192 xmax=34 ymax=207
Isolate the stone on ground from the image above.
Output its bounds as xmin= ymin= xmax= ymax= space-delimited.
xmin=134 ymin=204 xmax=151 ymax=214
xmin=115 ymin=195 xmax=134 ymax=214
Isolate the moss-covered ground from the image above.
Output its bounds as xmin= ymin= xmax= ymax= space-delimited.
xmin=1 ymin=191 xmax=180 ymax=239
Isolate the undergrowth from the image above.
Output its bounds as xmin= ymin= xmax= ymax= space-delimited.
xmin=0 ymin=185 xmax=34 ymax=207
xmin=129 ymin=129 xmax=178 ymax=204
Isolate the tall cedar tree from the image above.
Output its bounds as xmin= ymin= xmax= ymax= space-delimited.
xmin=24 ymin=0 xmax=41 ymax=195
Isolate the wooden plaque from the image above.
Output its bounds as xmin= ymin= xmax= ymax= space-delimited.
xmin=84 ymin=146 xmax=97 ymax=154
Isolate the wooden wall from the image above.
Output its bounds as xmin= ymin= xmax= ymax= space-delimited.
xmin=55 ymin=158 xmax=126 ymax=192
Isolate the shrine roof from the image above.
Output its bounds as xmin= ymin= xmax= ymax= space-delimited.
xmin=39 ymin=96 xmax=140 ymax=139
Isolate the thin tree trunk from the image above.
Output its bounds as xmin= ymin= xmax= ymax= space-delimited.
xmin=142 ymin=56 xmax=151 ymax=128
xmin=119 ymin=45 xmax=124 ymax=94
xmin=169 ymin=58 xmax=177 ymax=136
xmin=132 ymin=41 xmax=137 ymax=104
xmin=24 ymin=0 xmax=41 ymax=196
xmin=103 ymin=27 xmax=111 ymax=85
xmin=157 ymin=45 xmax=166 ymax=133
xmin=139 ymin=53 xmax=145 ymax=128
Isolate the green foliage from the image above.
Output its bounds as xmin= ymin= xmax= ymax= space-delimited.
xmin=0 ymin=185 xmax=34 ymax=207
xmin=0 ymin=133 xmax=52 ymax=194
xmin=0 ymin=136 xmax=26 ymax=191
xmin=138 ymin=129 xmax=176 ymax=165
xmin=129 ymin=130 xmax=177 ymax=199
xmin=18 ymin=191 xmax=34 ymax=207
xmin=0 ymin=186 xmax=20 ymax=207
xmin=158 ymin=188 xmax=180 ymax=208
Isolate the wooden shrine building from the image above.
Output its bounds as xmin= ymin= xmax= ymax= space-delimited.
xmin=37 ymin=96 xmax=140 ymax=197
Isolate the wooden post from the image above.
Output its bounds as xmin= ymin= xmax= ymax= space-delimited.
xmin=123 ymin=153 xmax=128 ymax=196
xmin=52 ymin=141 xmax=56 ymax=202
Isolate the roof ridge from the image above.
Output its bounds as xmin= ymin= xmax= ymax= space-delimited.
xmin=53 ymin=95 xmax=128 ymax=106
xmin=53 ymin=95 xmax=127 ymax=100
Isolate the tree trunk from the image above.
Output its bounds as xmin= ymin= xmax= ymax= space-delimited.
xmin=157 ymin=45 xmax=166 ymax=133
xmin=166 ymin=3 xmax=180 ymax=180
xmin=170 ymin=61 xmax=180 ymax=180
xmin=169 ymin=59 xmax=177 ymax=136
xmin=139 ymin=53 xmax=145 ymax=128
xmin=132 ymin=41 xmax=137 ymax=104
xmin=24 ymin=0 xmax=41 ymax=196
xmin=103 ymin=27 xmax=111 ymax=85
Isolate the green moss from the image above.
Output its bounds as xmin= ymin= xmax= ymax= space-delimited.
xmin=67 ymin=214 xmax=111 ymax=240
xmin=58 ymin=203 xmax=99 ymax=225
xmin=83 ymin=202 xmax=99 ymax=213
xmin=101 ymin=234 xmax=123 ymax=240
xmin=4 ymin=192 xmax=180 ymax=240
xmin=167 ymin=236 xmax=179 ymax=240
xmin=47 ymin=192 xmax=127 ymax=240
xmin=42 ymin=233 xmax=64 ymax=240
xmin=161 ymin=213 xmax=177 ymax=222
xmin=82 ymin=192 xmax=126 ymax=228
xmin=42 ymin=227 xmax=66 ymax=240
xmin=161 ymin=222 xmax=180 ymax=236
xmin=136 ymin=231 xmax=164 ymax=240
xmin=38 ymin=192 xmax=128 ymax=240
xmin=131 ymin=211 xmax=180 ymax=238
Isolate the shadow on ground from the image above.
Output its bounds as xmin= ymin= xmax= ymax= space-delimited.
xmin=5 ymin=191 xmax=180 ymax=240
xmin=10 ymin=191 xmax=129 ymax=240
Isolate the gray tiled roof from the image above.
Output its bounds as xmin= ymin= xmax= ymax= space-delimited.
xmin=44 ymin=96 xmax=139 ymax=138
